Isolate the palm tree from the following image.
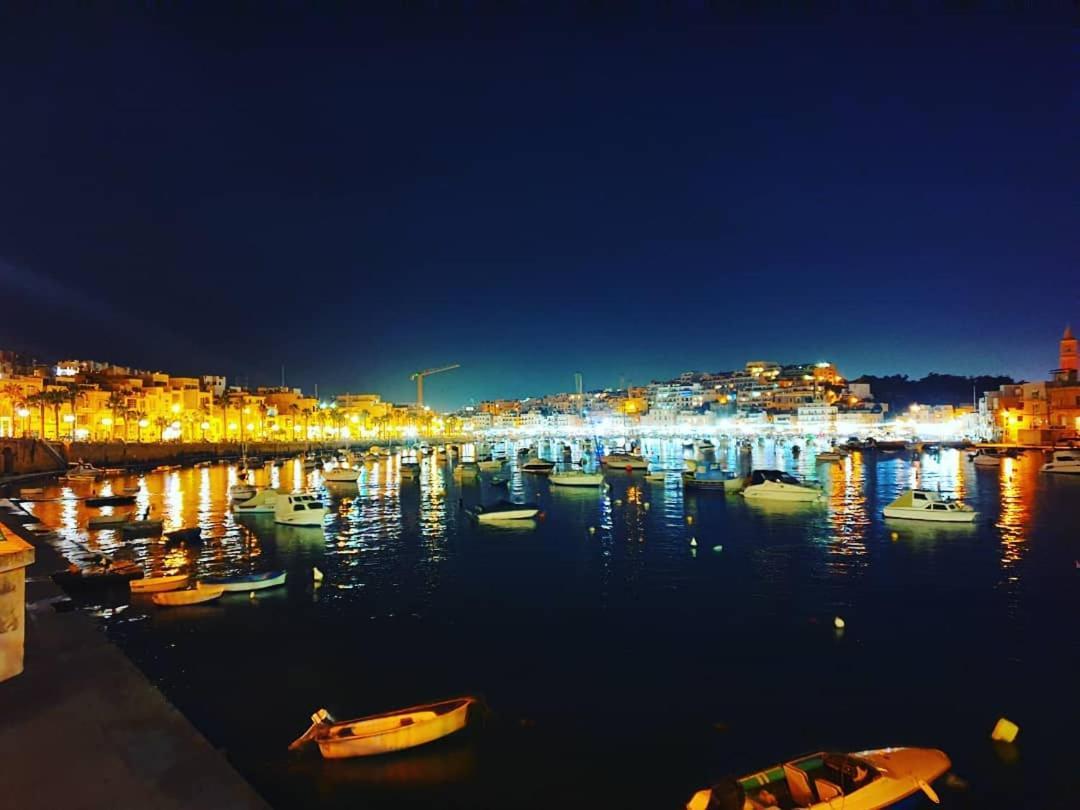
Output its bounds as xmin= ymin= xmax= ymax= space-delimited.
xmin=106 ymin=390 xmax=127 ymax=441
xmin=197 ymin=403 xmax=212 ymax=441
xmin=43 ymin=389 xmax=69 ymax=441
xmin=154 ymin=416 xmax=169 ymax=442
xmin=131 ymin=410 xmax=147 ymax=442
xmin=288 ymin=403 xmax=300 ymax=442
xmin=124 ymin=409 xmax=141 ymax=442
xmin=2 ymin=383 xmax=24 ymax=437
xmin=214 ymin=392 xmax=231 ymax=443
xmin=25 ymin=391 xmax=47 ymax=438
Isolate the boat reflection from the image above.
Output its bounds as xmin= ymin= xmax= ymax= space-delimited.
xmin=293 ymin=739 xmax=478 ymax=789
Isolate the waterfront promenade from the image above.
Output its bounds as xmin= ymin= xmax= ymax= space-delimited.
xmin=0 ymin=505 xmax=267 ymax=810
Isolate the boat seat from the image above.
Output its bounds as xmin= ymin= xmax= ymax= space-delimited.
xmin=815 ymin=778 xmax=842 ymax=801
xmin=782 ymin=764 xmax=816 ymax=807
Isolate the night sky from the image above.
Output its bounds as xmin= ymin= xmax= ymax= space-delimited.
xmin=1 ymin=5 xmax=1076 ymax=409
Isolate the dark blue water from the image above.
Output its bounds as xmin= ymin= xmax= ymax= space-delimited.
xmin=26 ymin=442 xmax=1080 ymax=808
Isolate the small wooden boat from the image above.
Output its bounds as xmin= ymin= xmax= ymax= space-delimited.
xmin=477 ymin=459 xmax=503 ymax=472
xmin=202 ymin=569 xmax=286 ymax=592
xmin=521 ymin=457 xmax=556 ymax=474
xmin=130 ymin=572 xmax=189 ymax=593
xmin=85 ymin=494 xmax=137 ymax=507
xmin=289 ymin=697 xmax=477 ymax=759
xmin=88 ymin=512 xmax=133 ymax=529
xmin=687 ymin=747 xmax=950 ymax=810
xmin=164 ymin=527 xmax=203 ymax=545
xmin=121 ymin=518 xmax=164 ymax=538
xmin=324 ymin=467 xmax=361 ymax=483
xmin=152 ymin=583 xmax=225 ymax=607
xmin=550 ymin=470 xmax=604 ymax=487
xmin=52 ymin=560 xmax=144 ymax=593
xmin=599 ymin=452 xmax=648 ymax=471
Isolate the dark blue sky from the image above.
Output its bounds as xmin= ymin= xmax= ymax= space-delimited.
xmin=1 ymin=5 xmax=1076 ymax=409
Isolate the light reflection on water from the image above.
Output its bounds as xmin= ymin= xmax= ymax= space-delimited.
xmin=15 ymin=443 xmax=1080 ymax=809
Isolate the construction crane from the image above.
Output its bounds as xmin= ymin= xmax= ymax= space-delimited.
xmin=411 ymin=364 xmax=460 ymax=407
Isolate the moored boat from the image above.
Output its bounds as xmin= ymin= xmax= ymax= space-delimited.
xmin=152 ymin=583 xmax=225 ymax=607
xmin=202 ymin=569 xmax=287 ymax=592
xmin=52 ymin=559 xmax=144 ymax=593
xmin=521 ymin=457 xmax=556 ymax=474
xmin=85 ymin=494 xmax=136 ymax=507
xmin=682 ymin=459 xmax=744 ymax=492
xmin=686 ymin=746 xmax=951 ymax=810
xmin=88 ymin=511 xmax=133 ymax=528
xmin=599 ymin=452 xmax=648 ymax=470
xmin=274 ymin=493 xmax=327 ymax=526
xmin=232 ymin=488 xmax=278 ymax=514
xmin=324 ymin=467 xmax=361 ymax=483
xmin=883 ymin=489 xmax=977 ymax=522
xmin=164 ymin=527 xmax=204 ymax=545
xmin=550 ymin=470 xmax=604 ymax=487
xmin=289 ymin=697 xmax=477 ymax=759
xmin=130 ymin=572 xmax=189 ymax=593
xmin=969 ymin=448 xmax=1013 ymax=467
xmin=477 ymin=459 xmax=504 ymax=472
xmin=230 ymin=482 xmax=257 ymax=501
xmin=1040 ymin=449 xmax=1080 ymax=475
xmin=471 ymin=500 xmax=541 ymax=522
xmin=742 ymin=469 xmax=823 ymax=502
xmin=61 ymin=461 xmax=101 ymax=480
xmin=121 ymin=517 xmax=164 ymax=537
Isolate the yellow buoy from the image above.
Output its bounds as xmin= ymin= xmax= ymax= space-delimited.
xmin=588 ymin=526 xmax=596 ymax=535
xmin=690 ymin=537 xmax=697 ymax=547
xmin=891 ymin=531 xmax=899 ymax=541
xmin=614 ymin=499 xmax=622 ymax=506
xmin=643 ymin=502 xmax=651 ymax=510
xmin=313 ymin=566 xmax=324 ymax=582
xmin=833 ymin=616 xmax=845 ymax=629
xmin=686 ymin=515 xmax=694 ymax=525
xmin=249 ymin=591 xmax=256 ymax=600
xmin=991 ymin=717 xmax=1019 ymax=743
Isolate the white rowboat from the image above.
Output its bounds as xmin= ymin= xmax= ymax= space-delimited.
xmin=152 ymin=584 xmax=224 ymax=607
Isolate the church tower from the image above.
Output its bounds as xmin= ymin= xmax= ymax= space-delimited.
xmin=1060 ymin=325 xmax=1078 ymax=374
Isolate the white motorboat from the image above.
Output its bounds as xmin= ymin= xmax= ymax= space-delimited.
xmin=550 ymin=470 xmax=604 ymax=487
xmin=62 ymin=461 xmax=101 ymax=480
xmin=471 ymin=500 xmax=541 ymax=522
xmin=969 ymin=448 xmax=1012 ymax=467
xmin=521 ymin=458 xmax=556 ymax=474
xmin=600 ymin=452 xmax=648 ymax=470
xmin=742 ymin=469 xmax=823 ymax=502
xmin=1040 ymin=449 xmax=1080 ymax=475
xmin=687 ymin=747 xmax=951 ymax=810
xmin=230 ymin=482 xmax=257 ymax=501
xmin=274 ymin=493 xmax=327 ymax=526
xmin=232 ymin=489 xmax=278 ymax=515
xmin=883 ymin=489 xmax=978 ymax=522
xmin=324 ymin=467 xmax=360 ymax=483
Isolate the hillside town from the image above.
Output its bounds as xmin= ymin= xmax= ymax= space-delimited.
xmin=1 ymin=326 xmax=1077 ymax=445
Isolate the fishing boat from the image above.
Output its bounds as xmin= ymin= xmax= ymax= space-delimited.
xmin=231 ymin=489 xmax=278 ymax=515
xmin=599 ymin=452 xmax=649 ymax=470
xmin=742 ymin=469 xmax=823 ymax=502
xmin=521 ymin=458 xmax=556 ymax=474
xmin=682 ymin=459 xmax=744 ymax=492
xmin=62 ymin=461 xmax=101 ymax=480
xmin=686 ymin=746 xmax=951 ymax=810
xmin=289 ymin=697 xmax=477 ymax=759
xmin=324 ymin=467 xmax=361 ymax=483
xmin=202 ymin=569 xmax=286 ymax=592
xmin=88 ymin=511 xmax=132 ymax=529
xmin=274 ymin=493 xmax=327 ymax=526
xmin=471 ymin=500 xmax=541 ymax=522
xmin=152 ymin=583 xmax=225 ymax=607
xmin=52 ymin=559 xmax=144 ymax=592
xmin=164 ymin=527 xmax=203 ymax=545
xmin=1040 ymin=449 xmax=1080 ymax=475
xmin=129 ymin=572 xmax=189 ymax=593
xmin=883 ymin=489 xmax=978 ymax=522
xmin=85 ymin=494 xmax=136 ymax=507
xmin=550 ymin=470 xmax=604 ymax=487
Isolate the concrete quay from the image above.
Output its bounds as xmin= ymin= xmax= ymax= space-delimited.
xmin=0 ymin=503 xmax=269 ymax=810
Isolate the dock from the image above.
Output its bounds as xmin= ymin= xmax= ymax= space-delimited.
xmin=0 ymin=502 xmax=268 ymax=810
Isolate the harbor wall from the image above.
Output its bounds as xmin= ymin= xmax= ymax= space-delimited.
xmin=57 ymin=441 xmax=314 ymax=468
xmin=0 ymin=439 xmax=66 ymax=477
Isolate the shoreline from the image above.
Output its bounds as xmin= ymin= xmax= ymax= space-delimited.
xmin=0 ymin=500 xmax=269 ymax=810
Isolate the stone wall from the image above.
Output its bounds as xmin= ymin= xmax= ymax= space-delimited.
xmin=0 ymin=439 xmax=66 ymax=477
xmin=60 ymin=441 xmax=316 ymax=468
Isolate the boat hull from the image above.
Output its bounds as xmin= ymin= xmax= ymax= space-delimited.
xmin=203 ymin=571 xmax=287 ymax=591
xmin=884 ymin=507 xmax=977 ymax=523
xmin=476 ymin=509 xmax=540 ymax=521
xmin=309 ymin=698 xmax=475 ymax=759
xmin=743 ymin=483 xmax=822 ymax=502
xmin=324 ymin=470 xmax=360 ymax=483
xmin=550 ymin=474 xmax=604 ymax=487
xmin=152 ymin=584 xmax=225 ymax=606
xmin=88 ymin=514 xmax=131 ymax=528
xmin=130 ymin=573 xmax=189 ymax=593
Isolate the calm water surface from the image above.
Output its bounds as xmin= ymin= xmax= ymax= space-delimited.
xmin=23 ymin=441 xmax=1080 ymax=809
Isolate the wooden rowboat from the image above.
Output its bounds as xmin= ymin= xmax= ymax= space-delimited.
xmin=88 ymin=512 xmax=133 ymax=528
xmin=289 ymin=697 xmax=477 ymax=759
xmin=152 ymin=583 xmax=225 ymax=607
xmin=202 ymin=569 xmax=286 ymax=592
xmin=130 ymin=572 xmax=189 ymax=593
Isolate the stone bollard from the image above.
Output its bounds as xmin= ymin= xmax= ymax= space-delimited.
xmin=0 ymin=531 xmax=34 ymax=682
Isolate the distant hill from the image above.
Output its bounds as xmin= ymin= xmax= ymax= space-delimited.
xmin=852 ymin=373 xmax=1018 ymax=411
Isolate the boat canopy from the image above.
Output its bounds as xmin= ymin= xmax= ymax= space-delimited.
xmin=749 ymin=469 xmax=802 ymax=486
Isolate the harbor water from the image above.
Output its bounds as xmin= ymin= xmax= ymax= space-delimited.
xmin=21 ymin=441 xmax=1080 ymax=809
